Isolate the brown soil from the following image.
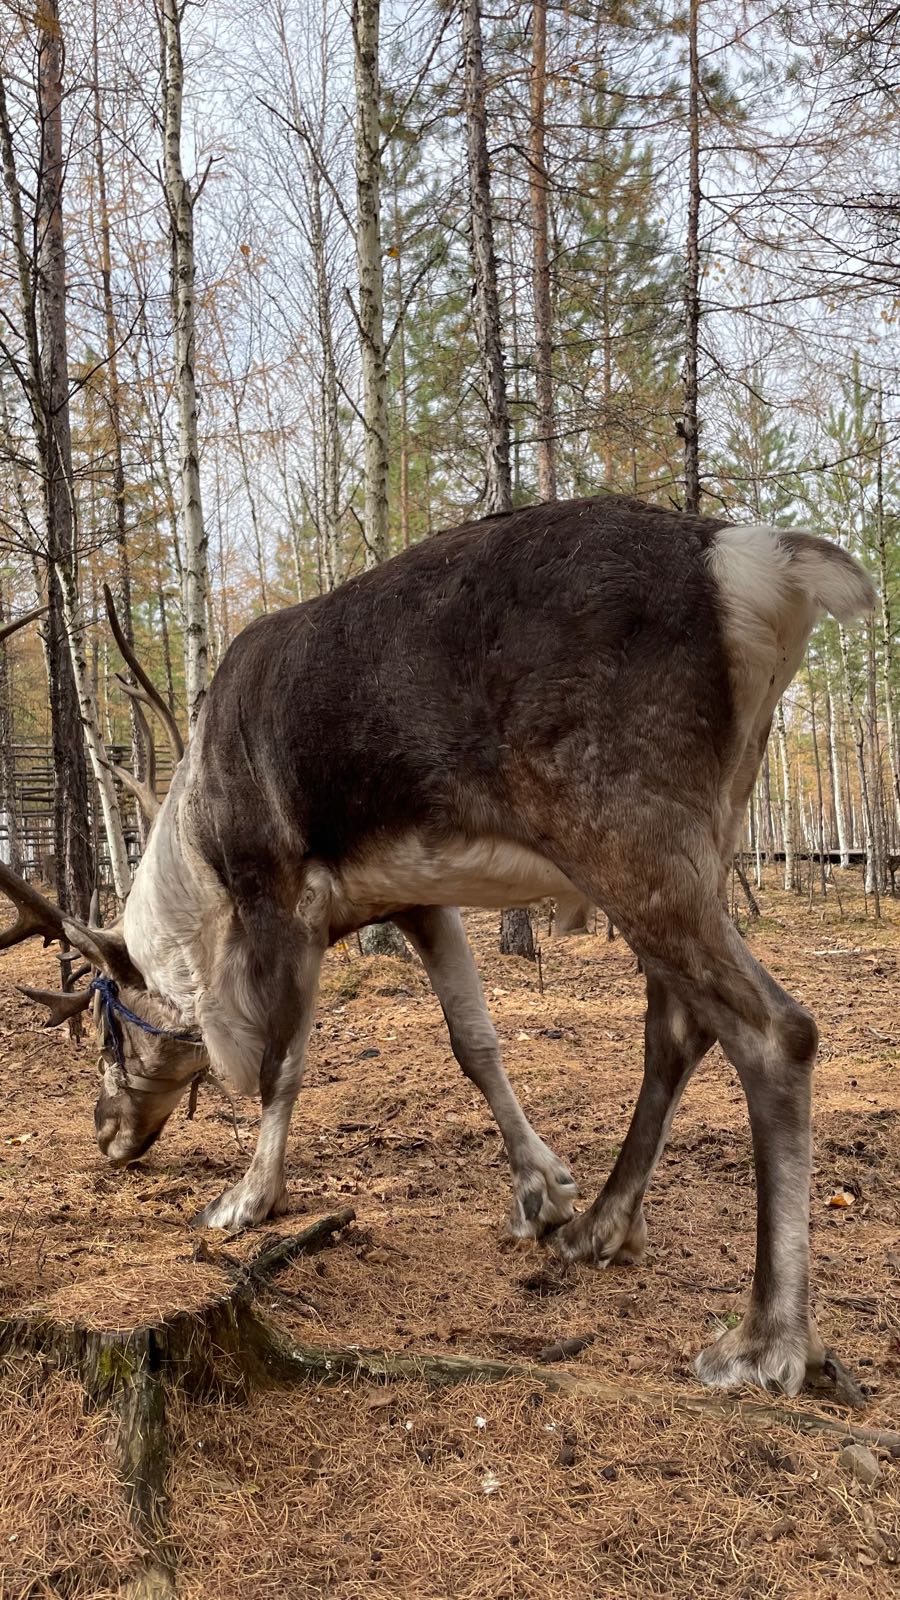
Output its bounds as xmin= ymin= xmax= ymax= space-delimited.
xmin=1 ymin=874 xmax=898 ymax=1596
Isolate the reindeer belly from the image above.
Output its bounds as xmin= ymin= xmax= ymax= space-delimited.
xmin=333 ymin=832 xmax=575 ymax=921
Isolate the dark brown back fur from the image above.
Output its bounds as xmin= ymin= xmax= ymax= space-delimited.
xmin=192 ymin=495 xmax=733 ymax=905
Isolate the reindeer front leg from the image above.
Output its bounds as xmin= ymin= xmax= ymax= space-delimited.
xmin=396 ymin=906 xmax=578 ymax=1236
xmin=196 ymin=936 xmax=324 ymax=1231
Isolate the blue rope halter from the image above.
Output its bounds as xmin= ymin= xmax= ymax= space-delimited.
xmin=90 ymin=975 xmax=203 ymax=1068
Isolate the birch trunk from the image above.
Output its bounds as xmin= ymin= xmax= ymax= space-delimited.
xmin=840 ymin=625 xmax=879 ymax=912
xmin=529 ymin=0 xmax=555 ymax=500
xmin=875 ymin=391 xmax=900 ymax=840
xmin=865 ymin=619 xmax=885 ymax=891
xmin=776 ymin=701 xmax=795 ymax=891
xmin=825 ymin=673 xmax=850 ymax=866
xmin=462 ymin=0 xmax=512 ymax=513
xmin=461 ymin=0 xmax=531 ymax=956
xmin=807 ymin=656 xmax=828 ymax=897
xmin=92 ymin=6 xmax=146 ymax=836
xmin=59 ymin=566 xmax=132 ymax=898
xmin=389 ymin=145 xmax=411 ymax=548
xmin=308 ymin=153 xmax=342 ymax=586
xmin=0 ymin=586 xmax=21 ymax=873
xmin=761 ymin=746 xmax=774 ymax=858
xmin=352 ymin=0 xmax=389 ymax=567
xmin=161 ymin=0 xmax=208 ymax=727
xmin=681 ymin=0 xmax=701 ymax=512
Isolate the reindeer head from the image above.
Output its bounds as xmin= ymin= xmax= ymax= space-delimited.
xmin=0 ymin=860 xmax=205 ymax=1164
xmin=0 ymin=587 xmax=201 ymax=1163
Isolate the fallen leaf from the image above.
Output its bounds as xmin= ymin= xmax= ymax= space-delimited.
xmin=827 ymin=1190 xmax=855 ymax=1208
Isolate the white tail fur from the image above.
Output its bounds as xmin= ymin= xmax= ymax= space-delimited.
xmin=708 ymin=524 xmax=875 ymax=639
xmin=779 ymin=529 xmax=876 ymax=623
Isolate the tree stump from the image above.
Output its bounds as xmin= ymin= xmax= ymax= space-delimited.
xmin=499 ymin=906 xmax=536 ymax=959
xmin=358 ymin=920 xmax=410 ymax=958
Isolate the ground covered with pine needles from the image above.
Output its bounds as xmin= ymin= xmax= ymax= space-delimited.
xmin=0 ymin=872 xmax=898 ymax=1596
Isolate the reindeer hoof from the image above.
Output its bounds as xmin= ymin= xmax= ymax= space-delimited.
xmin=694 ymin=1321 xmax=808 ymax=1396
xmin=506 ymin=1145 xmax=578 ymax=1239
xmin=548 ymin=1204 xmax=647 ymax=1267
xmin=194 ymin=1180 xmax=289 ymax=1232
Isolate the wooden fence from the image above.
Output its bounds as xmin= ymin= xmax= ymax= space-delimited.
xmin=0 ymin=742 xmax=174 ymax=887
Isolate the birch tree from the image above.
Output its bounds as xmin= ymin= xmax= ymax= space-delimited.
xmin=529 ymin=0 xmax=555 ymax=500
xmin=462 ymin=0 xmax=512 ymax=514
xmin=91 ymin=0 xmax=146 ymax=816
xmin=462 ymin=0 xmax=533 ymax=957
xmin=161 ymin=0 xmax=208 ymax=727
xmin=681 ymin=0 xmax=701 ymax=512
xmin=352 ymin=0 xmax=389 ymax=566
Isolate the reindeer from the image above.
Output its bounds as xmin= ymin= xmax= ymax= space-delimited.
xmin=0 ymin=495 xmax=874 ymax=1396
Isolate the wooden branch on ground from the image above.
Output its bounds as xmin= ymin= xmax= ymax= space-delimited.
xmin=262 ymin=1338 xmax=900 ymax=1454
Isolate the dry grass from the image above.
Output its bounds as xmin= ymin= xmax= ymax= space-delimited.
xmin=168 ymin=1375 xmax=900 ymax=1600
xmin=0 ymin=1360 xmax=138 ymax=1598
xmin=0 ymin=871 xmax=898 ymax=1594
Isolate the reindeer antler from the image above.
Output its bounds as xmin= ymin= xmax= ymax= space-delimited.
xmin=104 ymin=585 xmax=184 ymax=762
xmin=0 ymin=859 xmax=142 ymax=985
xmin=17 ymin=983 xmax=93 ymax=1028
xmin=109 ymin=760 xmax=161 ymax=823
xmin=0 ymin=860 xmax=67 ymax=948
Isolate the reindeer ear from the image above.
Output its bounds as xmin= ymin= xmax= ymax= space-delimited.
xmin=61 ymin=920 xmax=144 ymax=988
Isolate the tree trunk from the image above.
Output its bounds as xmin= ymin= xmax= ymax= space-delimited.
xmin=865 ymin=619 xmax=885 ymax=892
xmin=33 ymin=10 xmax=132 ymax=902
xmin=506 ymin=185 xmax=523 ymax=499
xmin=776 ymin=701 xmax=795 ymax=891
xmin=307 ymin=152 xmax=342 ymax=587
xmin=807 ymin=654 xmax=828 ymax=898
xmin=358 ymin=921 xmax=410 ymax=958
xmin=0 ymin=585 xmax=21 ymax=873
xmin=462 ymin=0 xmax=512 ymax=513
xmin=875 ymin=390 xmax=900 ymax=841
xmin=840 ymin=625 xmax=879 ymax=914
xmin=681 ymin=0 xmax=701 ymax=512
xmin=825 ymin=671 xmax=850 ymax=865
xmin=499 ymin=905 xmax=536 ymax=960
xmin=389 ymin=144 xmax=411 ymax=549
xmin=92 ymin=4 xmax=146 ymax=839
xmin=462 ymin=0 xmax=531 ymax=955
xmin=58 ymin=564 xmax=133 ymax=899
xmin=352 ymin=0 xmax=389 ymax=567
xmin=1 ymin=43 xmax=93 ymax=916
xmin=529 ymin=0 xmax=555 ymax=500
xmin=155 ymin=556 xmax=177 ymax=713
xmin=761 ymin=747 xmax=774 ymax=858
xmin=161 ymin=0 xmax=208 ymax=728
xmin=36 ymin=9 xmax=97 ymax=916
